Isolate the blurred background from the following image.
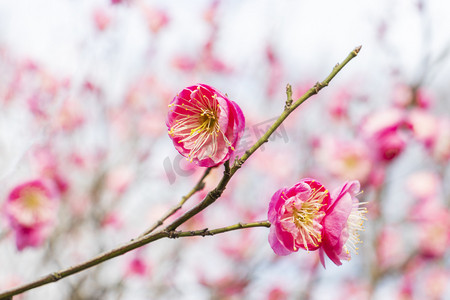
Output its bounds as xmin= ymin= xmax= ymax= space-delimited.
xmin=0 ymin=0 xmax=449 ymax=299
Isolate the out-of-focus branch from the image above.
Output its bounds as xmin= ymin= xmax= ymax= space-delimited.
xmin=0 ymin=45 xmax=361 ymax=300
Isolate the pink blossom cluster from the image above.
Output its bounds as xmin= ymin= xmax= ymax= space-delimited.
xmin=268 ymin=179 xmax=366 ymax=267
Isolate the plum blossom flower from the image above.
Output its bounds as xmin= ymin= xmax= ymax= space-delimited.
xmin=319 ymin=181 xmax=367 ymax=267
xmin=167 ymin=84 xmax=245 ymax=167
xmin=360 ymin=108 xmax=407 ymax=161
xmin=3 ymin=180 xmax=58 ymax=250
xmin=313 ymin=136 xmax=373 ymax=184
xmin=268 ymin=179 xmax=330 ymax=255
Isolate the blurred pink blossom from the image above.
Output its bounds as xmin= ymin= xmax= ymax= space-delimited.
xmin=376 ymin=226 xmax=406 ymax=269
xmin=408 ymin=110 xmax=450 ymax=161
xmin=313 ymin=136 xmax=373 ymax=184
xmin=140 ymin=5 xmax=169 ymax=34
xmin=430 ymin=117 xmax=450 ymax=162
xmin=101 ymin=211 xmax=123 ymax=230
xmin=57 ymin=99 xmax=85 ymax=131
xmin=405 ymin=171 xmax=440 ymax=201
xmin=267 ymin=286 xmax=288 ymax=300
xmin=392 ymin=84 xmax=433 ymax=109
xmin=199 ymin=274 xmax=249 ymax=299
xmin=360 ymin=108 xmax=407 ymax=161
xmin=92 ymin=8 xmax=111 ymax=32
xmin=106 ymin=166 xmax=135 ymax=195
xmin=407 ymin=109 xmax=438 ymax=147
xmin=423 ymin=267 xmax=449 ymax=300
xmin=328 ymin=88 xmax=352 ymax=120
xmin=31 ymin=146 xmax=69 ymax=194
xmin=125 ymin=252 xmax=150 ymax=277
xmin=3 ymin=180 xmax=58 ymax=250
xmin=268 ymin=179 xmax=330 ymax=255
xmin=167 ymin=84 xmax=245 ymax=167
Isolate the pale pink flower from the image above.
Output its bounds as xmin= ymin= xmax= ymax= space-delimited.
xmin=101 ymin=211 xmax=123 ymax=230
xmin=418 ymin=218 xmax=449 ymax=258
xmin=267 ymin=286 xmax=288 ymax=300
xmin=3 ymin=180 xmax=58 ymax=250
xmin=360 ymin=108 xmax=407 ymax=161
xmin=424 ymin=268 xmax=449 ymax=300
xmin=31 ymin=146 xmax=69 ymax=194
xmin=106 ymin=165 xmax=135 ymax=195
xmin=93 ymin=8 xmax=111 ymax=31
xmin=314 ymin=136 xmax=373 ymax=183
xmin=199 ymin=274 xmax=249 ymax=299
xmin=392 ymin=84 xmax=414 ymax=108
xmin=392 ymin=84 xmax=433 ymax=109
xmin=167 ymin=84 xmax=245 ymax=167
xmin=268 ymin=179 xmax=330 ymax=255
xmin=408 ymin=110 xmax=450 ymax=162
xmin=140 ymin=5 xmax=169 ymax=34
xmin=407 ymin=109 xmax=438 ymax=147
xmin=319 ymin=181 xmax=367 ymax=267
xmin=125 ymin=252 xmax=150 ymax=277
xmin=57 ymin=98 xmax=85 ymax=131
xmin=430 ymin=117 xmax=450 ymax=162
xmin=4 ymin=180 xmax=56 ymax=227
xmin=405 ymin=171 xmax=440 ymax=201
xmin=409 ymin=199 xmax=449 ymax=258
xmin=376 ymin=226 xmax=406 ymax=269
xmin=328 ymin=88 xmax=352 ymax=120
xmin=172 ymin=56 xmax=196 ymax=72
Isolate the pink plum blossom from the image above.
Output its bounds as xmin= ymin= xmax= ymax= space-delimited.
xmin=3 ymin=180 xmax=58 ymax=250
xmin=167 ymin=84 xmax=245 ymax=167
xmin=319 ymin=180 xmax=366 ymax=267
xmin=328 ymin=87 xmax=353 ymax=121
xmin=405 ymin=171 xmax=440 ymax=201
xmin=392 ymin=84 xmax=433 ymax=109
xmin=430 ymin=117 xmax=450 ymax=162
xmin=407 ymin=109 xmax=437 ymax=147
xmin=125 ymin=252 xmax=150 ymax=277
xmin=360 ymin=108 xmax=407 ymax=162
xmin=376 ymin=226 xmax=407 ymax=269
xmin=313 ymin=136 xmax=373 ymax=184
xmin=407 ymin=110 xmax=450 ymax=162
xmin=268 ymin=179 xmax=330 ymax=255
xmin=141 ymin=5 xmax=169 ymax=34
xmin=92 ymin=8 xmax=111 ymax=32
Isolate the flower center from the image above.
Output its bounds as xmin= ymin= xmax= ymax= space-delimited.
xmin=292 ymin=202 xmax=324 ymax=250
xmin=21 ymin=189 xmax=45 ymax=211
xmin=194 ymin=108 xmax=218 ymax=135
xmin=8 ymin=187 xmax=53 ymax=226
xmin=281 ymin=187 xmax=329 ymax=251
